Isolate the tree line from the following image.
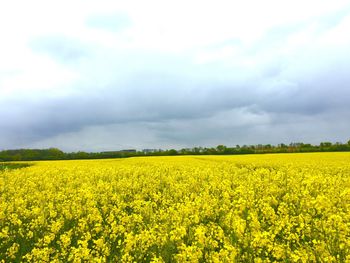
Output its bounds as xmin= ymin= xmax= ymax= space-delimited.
xmin=0 ymin=140 xmax=350 ymax=161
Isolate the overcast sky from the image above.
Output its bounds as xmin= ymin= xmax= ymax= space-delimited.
xmin=1 ymin=0 xmax=350 ymax=151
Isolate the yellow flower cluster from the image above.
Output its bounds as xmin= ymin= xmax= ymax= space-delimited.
xmin=0 ymin=153 xmax=350 ymax=262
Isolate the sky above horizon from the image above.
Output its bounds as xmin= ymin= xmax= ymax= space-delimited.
xmin=1 ymin=0 xmax=350 ymax=151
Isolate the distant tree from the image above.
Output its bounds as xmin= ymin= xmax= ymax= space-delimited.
xmin=192 ymin=147 xmax=202 ymax=154
xmin=179 ymin=148 xmax=190 ymax=155
xmin=300 ymin=144 xmax=312 ymax=148
xmin=168 ymin=149 xmax=178 ymax=155
xmin=216 ymin=145 xmax=227 ymax=153
xmin=320 ymin=142 xmax=332 ymax=147
xmin=74 ymin=151 xmax=90 ymax=159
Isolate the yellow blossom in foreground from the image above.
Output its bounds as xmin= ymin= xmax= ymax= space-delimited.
xmin=0 ymin=153 xmax=350 ymax=262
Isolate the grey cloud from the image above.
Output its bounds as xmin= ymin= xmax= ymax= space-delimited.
xmin=2 ymin=49 xmax=350 ymax=150
xmin=276 ymin=67 xmax=349 ymax=114
xmin=151 ymin=107 xmax=270 ymax=144
xmin=0 ymin=69 xmax=259 ymax=150
xmin=25 ymin=105 xmax=350 ymax=152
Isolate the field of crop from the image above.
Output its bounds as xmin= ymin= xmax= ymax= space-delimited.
xmin=1 ymin=153 xmax=350 ymax=262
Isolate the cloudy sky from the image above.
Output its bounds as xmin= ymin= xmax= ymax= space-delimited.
xmin=1 ymin=0 xmax=350 ymax=151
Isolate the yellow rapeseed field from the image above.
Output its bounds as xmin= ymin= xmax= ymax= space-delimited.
xmin=1 ymin=153 xmax=350 ymax=262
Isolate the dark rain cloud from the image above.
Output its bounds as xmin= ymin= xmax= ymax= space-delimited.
xmin=2 ymin=53 xmax=350 ymax=151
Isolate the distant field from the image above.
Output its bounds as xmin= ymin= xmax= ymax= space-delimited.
xmin=0 ymin=153 xmax=349 ymax=262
